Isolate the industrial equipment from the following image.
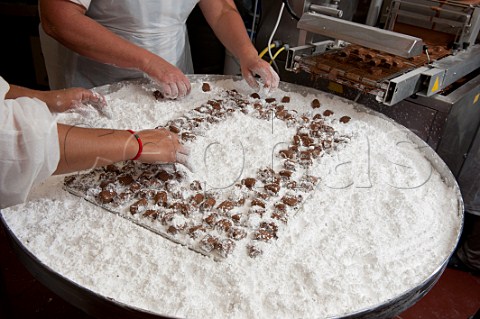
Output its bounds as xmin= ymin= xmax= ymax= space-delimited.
xmin=255 ymin=0 xmax=480 ymax=212
xmin=283 ymin=0 xmax=480 ymax=105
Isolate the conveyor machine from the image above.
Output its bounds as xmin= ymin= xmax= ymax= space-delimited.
xmin=255 ymin=0 xmax=480 ymax=211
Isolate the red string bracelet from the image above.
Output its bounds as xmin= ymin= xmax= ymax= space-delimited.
xmin=127 ymin=129 xmax=143 ymax=161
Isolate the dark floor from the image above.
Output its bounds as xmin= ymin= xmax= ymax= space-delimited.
xmin=1 ymin=223 xmax=479 ymax=319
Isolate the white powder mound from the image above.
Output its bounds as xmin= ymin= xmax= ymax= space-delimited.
xmin=1 ymin=77 xmax=462 ymax=318
xmin=188 ymin=112 xmax=296 ymax=188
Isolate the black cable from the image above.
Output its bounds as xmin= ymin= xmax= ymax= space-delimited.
xmin=282 ymin=0 xmax=300 ymax=21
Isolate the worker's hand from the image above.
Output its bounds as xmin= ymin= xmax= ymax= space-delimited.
xmin=136 ymin=128 xmax=189 ymax=166
xmin=43 ymin=88 xmax=106 ymax=113
xmin=240 ymin=55 xmax=280 ymax=93
xmin=143 ymin=55 xmax=191 ymax=99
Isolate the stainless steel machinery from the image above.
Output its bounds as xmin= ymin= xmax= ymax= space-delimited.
xmin=255 ymin=0 xmax=480 ymax=212
xmin=281 ymin=0 xmax=480 ymax=105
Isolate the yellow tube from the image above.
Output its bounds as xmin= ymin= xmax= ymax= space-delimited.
xmin=270 ymin=46 xmax=286 ymax=64
xmin=259 ymin=43 xmax=277 ymax=59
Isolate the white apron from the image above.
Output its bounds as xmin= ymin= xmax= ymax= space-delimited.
xmin=40 ymin=0 xmax=199 ymax=89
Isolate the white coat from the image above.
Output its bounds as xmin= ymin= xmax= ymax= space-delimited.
xmin=40 ymin=0 xmax=199 ymax=89
xmin=0 ymin=77 xmax=59 ymax=209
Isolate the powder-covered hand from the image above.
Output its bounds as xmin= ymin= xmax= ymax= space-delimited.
xmin=241 ymin=56 xmax=280 ymax=93
xmin=44 ymin=88 xmax=106 ymax=113
xmin=143 ymin=55 xmax=191 ymax=100
xmin=137 ymin=128 xmax=189 ymax=166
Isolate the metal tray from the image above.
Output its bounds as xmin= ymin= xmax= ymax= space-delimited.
xmin=1 ymin=75 xmax=464 ymax=319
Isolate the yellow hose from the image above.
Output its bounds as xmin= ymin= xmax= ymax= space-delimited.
xmin=270 ymin=46 xmax=286 ymax=65
xmin=259 ymin=43 xmax=277 ymax=59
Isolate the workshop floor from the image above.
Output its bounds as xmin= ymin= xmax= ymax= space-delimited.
xmin=1 ymin=223 xmax=479 ymax=319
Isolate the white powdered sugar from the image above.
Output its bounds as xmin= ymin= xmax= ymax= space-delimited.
xmin=188 ymin=112 xmax=296 ymax=188
xmin=1 ymin=77 xmax=462 ymax=318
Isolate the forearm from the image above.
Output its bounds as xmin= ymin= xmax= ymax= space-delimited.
xmin=40 ymin=0 xmax=155 ymax=73
xmin=55 ymin=124 xmax=137 ymax=175
xmin=7 ymin=84 xmax=104 ymax=113
xmin=6 ymin=85 xmax=56 ymax=110
xmin=199 ymin=0 xmax=258 ymax=63
xmin=6 ymin=85 xmax=48 ymax=100
xmin=200 ymin=0 xmax=278 ymax=90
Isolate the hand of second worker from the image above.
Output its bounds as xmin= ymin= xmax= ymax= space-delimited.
xmin=143 ymin=56 xmax=191 ymax=100
xmin=44 ymin=88 xmax=106 ymax=113
xmin=240 ymin=56 xmax=280 ymax=93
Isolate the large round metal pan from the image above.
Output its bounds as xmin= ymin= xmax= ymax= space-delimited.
xmin=0 ymin=75 xmax=464 ymax=319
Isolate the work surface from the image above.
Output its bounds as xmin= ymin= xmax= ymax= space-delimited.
xmin=0 ymin=76 xmax=464 ymax=319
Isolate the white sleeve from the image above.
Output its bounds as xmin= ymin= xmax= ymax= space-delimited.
xmin=0 ymin=77 xmax=60 ymax=209
xmin=68 ymin=0 xmax=91 ymax=9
